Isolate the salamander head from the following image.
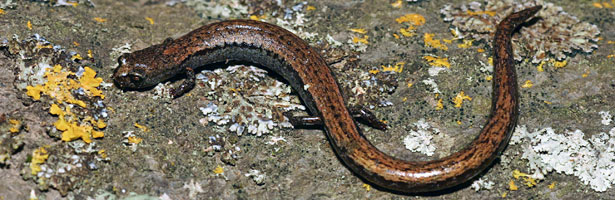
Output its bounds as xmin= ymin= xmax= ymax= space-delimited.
xmin=113 ymin=41 xmax=177 ymax=90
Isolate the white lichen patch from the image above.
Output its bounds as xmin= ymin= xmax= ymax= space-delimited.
xmin=109 ymin=43 xmax=132 ymax=69
xmin=470 ymin=178 xmax=495 ymax=191
xmin=403 ymin=119 xmax=439 ymax=156
xmin=182 ymin=179 xmax=205 ymax=199
xmin=11 ymin=34 xmax=55 ymax=90
xmin=197 ymin=65 xmax=304 ymax=136
xmin=422 ymin=78 xmax=441 ymax=94
xmin=245 ymin=169 xmax=266 ymax=185
xmin=440 ymin=0 xmax=600 ymax=63
xmin=511 ymin=125 xmax=615 ymax=192
xmin=275 ymin=15 xmax=319 ymax=42
xmin=599 ymin=111 xmax=612 ymax=126
xmin=427 ymin=66 xmax=448 ymax=77
xmin=185 ymin=0 xmax=248 ymax=19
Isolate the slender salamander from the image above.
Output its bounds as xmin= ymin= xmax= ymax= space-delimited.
xmin=113 ymin=6 xmax=542 ymax=193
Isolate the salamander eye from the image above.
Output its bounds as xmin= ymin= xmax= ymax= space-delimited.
xmin=127 ymin=73 xmax=144 ymax=84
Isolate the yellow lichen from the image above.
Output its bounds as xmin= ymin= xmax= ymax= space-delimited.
xmin=145 ymin=17 xmax=155 ymax=25
xmin=582 ymin=70 xmax=590 ymax=78
xmin=548 ymin=182 xmax=556 ymax=189
xmin=521 ymin=80 xmax=533 ymax=88
xmin=381 ymin=62 xmax=405 ymax=73
xmin=128 ymin=136 xmax=142 ymax=144
xmin=249 ymin=15 xmax=267 ymax=21
xmin=423 ymin=56 xmax=451 ymax=68
xmin=30 ymin=147 xmax=49 ymax=175
xmin=457 ymin=39 xmax=473 ymax=48
xmin=453 ymin=91 xmax=472 ymax=108
xmin=368 ymin=69 xmax=380 ymax=74
xmin=395 ymin=14 xmax=425 ymax=25
xmin=71 ymin=54 xmax=82 ymax=61
xmin=93 ymin=17 xmax=106 ymax=23
xmin=26 ymin=65 xmax=89 ymax=107
xmin=435 ymin=96 xmax=443 ymax=110
xmin=73 ymin=41 xmax=79 ymax=47
xmin=509 ymin=180 xmax=518 ymax=191
xmin=27 ymin=20 xmax=32 ymax=30
xmin=306 ymin=5 xmax=316 ymax=11
xmin=424 ymin=33 xmax=448 ymax=50
xmin=0 ymin=9 xmax=5 ymax=15
xmin=35 ymin=44 xmax=53 ymax=50
xmin=26 ymin=85 xmax=44 ymax=100
xmin=466 ymin=10 xmax=496 ymax=16
xmin=95 ymin=119 xmax=106 ymax=129
xmin=362 ymin=183 xmax=371 ymax=191
xmin=87 ymin=50 xmax=93 ymax=58
xmin=391 ymin=0 xmax=402 ymax=8
xmin=485 ymin=75 xmax=493 ymax=81
xmin=450 ymin=28 xmax=460 ymax=38
xmin=135 ymin=122 xmax=149 ymax=132
xmin=58 ymin=121 xmax=99 ymax=143
xmin=395 ymin=14 xmax=424 ymax=38
xmin=399 ymin=27 xmax=416 ymax=37
xmin=213 ymin=165 xmax=224 ymax=174
xmin=553 ymin=60 xmax=567 ymax=68
xmin=49 ymin=104 xmax=103 ymax=143
xmin=352 ymin=35 xmax=369 ymax=44
xmin=78 ymin=67 xmax=105 ymax=98
xmin=513 ymin=169 xmax=538 ymax=188
xmin=537 ymin=60 xmax=546 ymax=72
xmin=98 ymin=149 xmax=107 ymax=159
xmin=9 ymin=119 xmax=21 ymax=133
xmin=348 ymin=28 xmax=367 ymax=34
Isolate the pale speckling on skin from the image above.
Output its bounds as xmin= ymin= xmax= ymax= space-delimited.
xmin=511 ymin=125 xmax=615 ymax=192
xmin=441 ymin=0 xmax=600 ymax=63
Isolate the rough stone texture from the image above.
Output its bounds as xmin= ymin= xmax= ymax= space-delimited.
xmin=0 ymin=0 xmax=614 ymax=199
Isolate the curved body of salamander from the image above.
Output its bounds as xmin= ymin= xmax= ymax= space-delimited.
xmin=113 ymin=6 xmax=541 ymax=193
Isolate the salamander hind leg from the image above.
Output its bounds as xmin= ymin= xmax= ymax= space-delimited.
xmin=347 ymin=105 xmax=387 ymax=130
xmin=283 ymin=105 xmax=387 ymax=130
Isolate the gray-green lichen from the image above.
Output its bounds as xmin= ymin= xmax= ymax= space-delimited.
xmin=440 ymin=0 xmax=600 ymax=63
xmin=196 ymin=65 xmax=303 ymax=136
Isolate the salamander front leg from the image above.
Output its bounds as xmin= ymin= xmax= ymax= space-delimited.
xmin=284 ymin=105 xmax=387 ymax=130
xmin=170 ymin=67 xmax=195 ymax=98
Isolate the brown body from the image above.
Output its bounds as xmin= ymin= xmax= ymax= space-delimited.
xmin=113 ymin=6 xmax=541 ymax=193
